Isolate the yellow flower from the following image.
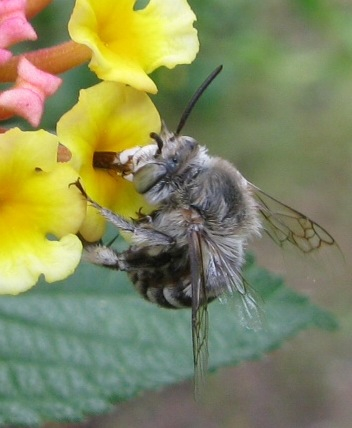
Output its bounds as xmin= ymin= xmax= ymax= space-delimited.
xmin=68 ymin=0 xmax=199 ymax=93
xmin=0 ymin=128 xmax=86 ymax=294
xmin=57 ymin=81 xmax=161 ymax=242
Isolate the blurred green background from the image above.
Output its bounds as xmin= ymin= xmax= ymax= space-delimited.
xmin=17 ymin=0 xmax=352 ymax=427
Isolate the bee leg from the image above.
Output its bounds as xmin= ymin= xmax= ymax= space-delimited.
xmin=83 ymin=241 xmax=176 ymax=272
xmin=93 ymin=203 xmax=174 ymax=245
xmin=95 ymin=204 xmax=173 ymax=246
xmin=84 ymin=245 xmax=120 ymax=269
xmin=73 ymin=179 xmax=173 ymax=246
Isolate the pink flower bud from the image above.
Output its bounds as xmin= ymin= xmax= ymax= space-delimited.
xmin=0 ymin=57 xmax=62 ymax=126
xmin=0 ymin=48 xmax=12 ymax=65
xmin=0 ymin=0 xmax=37 ymax=48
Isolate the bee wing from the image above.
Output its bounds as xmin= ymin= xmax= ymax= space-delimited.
xmin=206 ymin=239 xmax=264 ymax=331
xmin=188 ymin=227 xmax=209 ymax=398
xmin=250 ymin=184 xmax=337 ymax=254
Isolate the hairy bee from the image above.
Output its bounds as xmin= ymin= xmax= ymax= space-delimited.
xmin=77 ymin=66 xmax=337 ymax=393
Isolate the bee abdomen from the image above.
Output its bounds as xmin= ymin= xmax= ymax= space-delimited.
xmin=129 ymin=271 xmax=217 ymax=309
xmin=129 ymin=270 xmax=192 ymax=308
xmin=147 ymin=284 xmax=193 ymax=309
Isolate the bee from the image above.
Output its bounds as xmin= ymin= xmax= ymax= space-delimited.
xmin=76 ymin=66 xmax=337 ymax=394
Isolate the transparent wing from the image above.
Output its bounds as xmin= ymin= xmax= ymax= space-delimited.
xmin=187 ymin=227 xmax=209 ymax=399
xmin=250 ymin=184 xmax=337 ymax=254
xmin=187 ymin=224 xmax=265 ymax=397
xmin=206 ymin=239 xmax=264 ymax=331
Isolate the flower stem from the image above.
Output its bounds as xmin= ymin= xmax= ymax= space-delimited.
xmin=0 ymin=41 xmax=92 ymax=83
xmin=26 ymin=0 xmax=54 ymax=19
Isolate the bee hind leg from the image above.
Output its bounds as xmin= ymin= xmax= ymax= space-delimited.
xmin=83 ymin=240 xmax=177 ymax=274
xmin=84 ymin=245 xmax=120 ymax=269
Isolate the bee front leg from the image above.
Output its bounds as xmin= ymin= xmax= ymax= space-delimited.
xmin=73 ymin=179 xmax=173 ymax=246
xmin=95 ymin=205 xmax=173 ymax=246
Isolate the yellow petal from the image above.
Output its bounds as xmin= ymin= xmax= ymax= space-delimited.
xmin=68 ymin=0 xmax=199 ymax=93
xmin=0 ymin=235 xmax=82 ymax=294
xmin=0 ymin=128 xmax=86 ymax=293
xmin=57 ymin=81 xmax=161 ymax=241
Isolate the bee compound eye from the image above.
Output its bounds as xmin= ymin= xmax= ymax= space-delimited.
xmin=133 ymin=163 xmax=167 ymax=194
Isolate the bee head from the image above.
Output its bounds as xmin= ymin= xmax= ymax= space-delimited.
xmin=133 ymin=123 xmax=200 ymax=201
xmin=132 ymin=66 xmax=223 ymax=204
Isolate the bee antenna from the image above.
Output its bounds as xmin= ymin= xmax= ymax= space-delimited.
xmin=150 ymin=131 xmax=164 ymax=154
xmin=175 ymin=65 xmax=223 ymax=136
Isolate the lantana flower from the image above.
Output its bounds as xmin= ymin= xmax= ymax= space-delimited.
xmin=0 ymin=128 xmax=86 ymax=294
xmin=68 ymin=0 xmax=199 ymax=93
xmin=57 ymin=81 xmax=161 ymax=242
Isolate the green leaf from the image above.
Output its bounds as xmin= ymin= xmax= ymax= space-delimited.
xmin=0 ymin=255 xmax=337 ymax=426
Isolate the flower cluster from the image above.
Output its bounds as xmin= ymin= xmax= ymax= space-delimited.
xmin=0 ymin=0 xmax=199 ymax=293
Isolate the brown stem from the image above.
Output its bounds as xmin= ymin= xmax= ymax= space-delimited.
xmin=0 ymin=41 xmax=92 ymax=82
xmin=26 ymin=0 xmax=54 ymax=19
